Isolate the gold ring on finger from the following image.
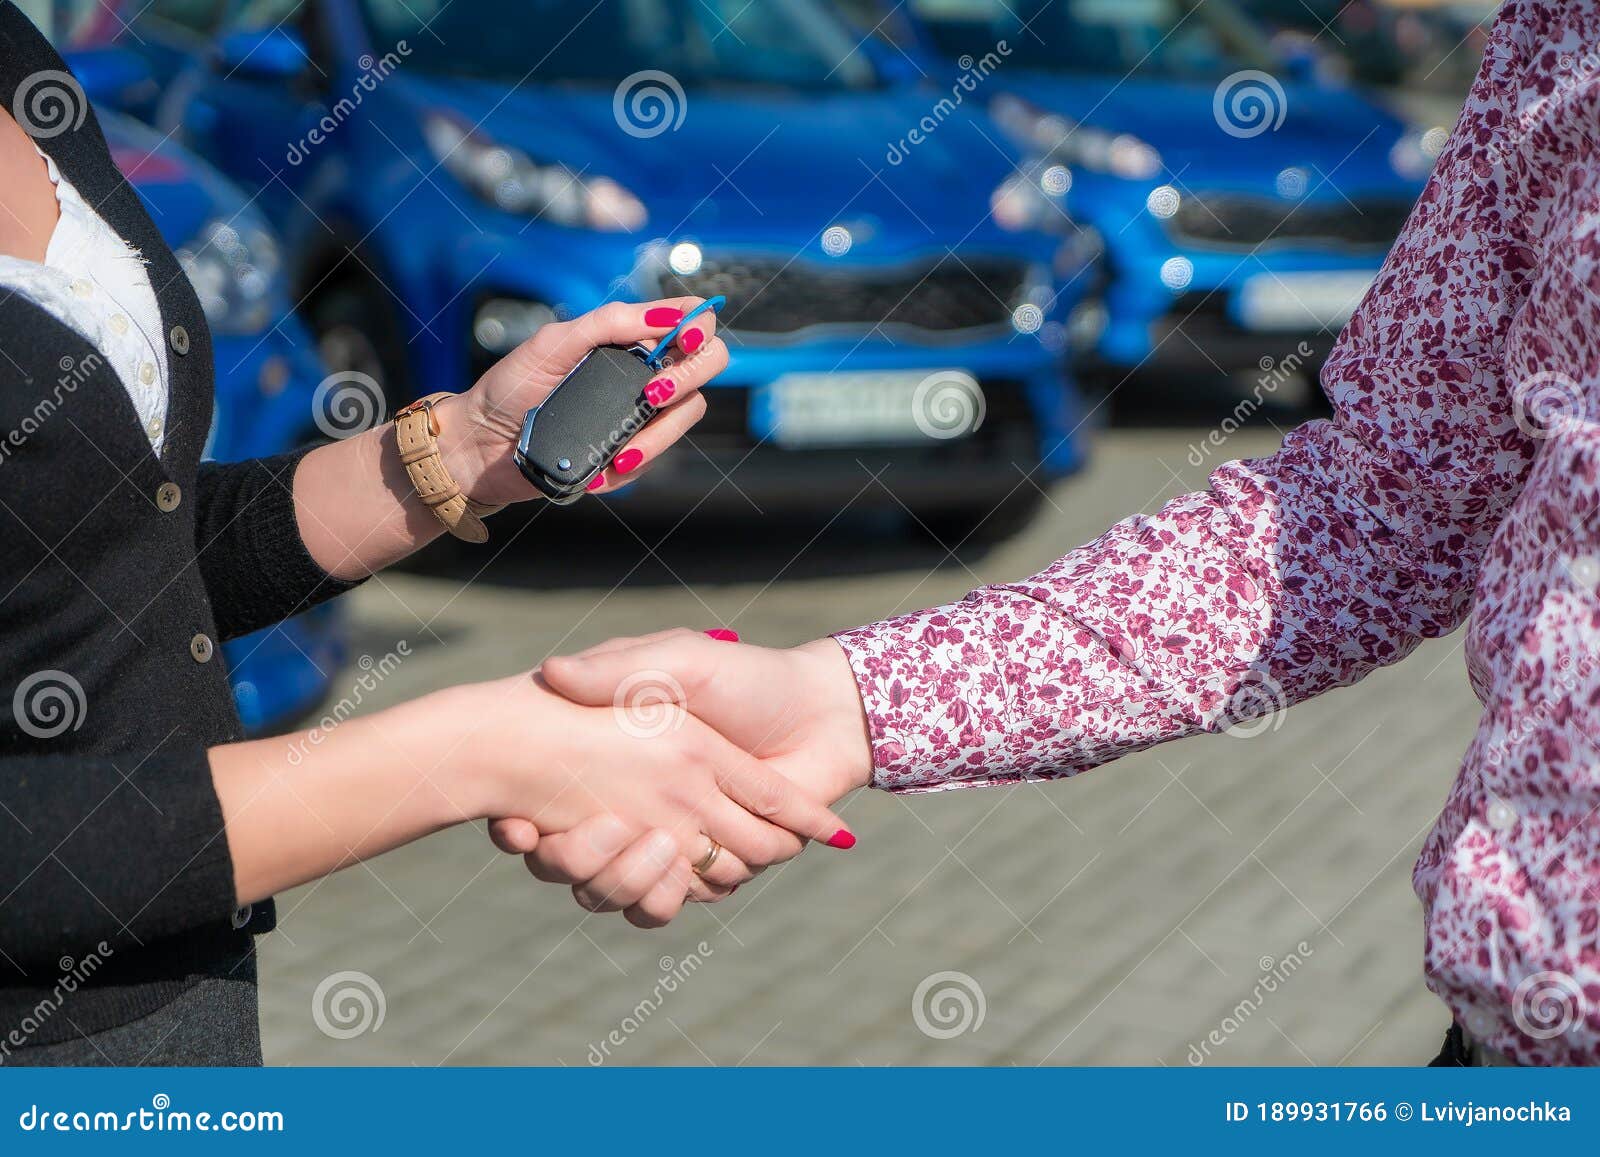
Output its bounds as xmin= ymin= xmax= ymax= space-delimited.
xmin=691 ymin=836 xmax=722 ymax=877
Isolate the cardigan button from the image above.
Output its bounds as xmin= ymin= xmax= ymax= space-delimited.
xmin=169 ymin=325 xmax=190 ymax=356
xmin=231 ymin=904 xmax=253 ymax=930
xmin=155 ymin=482 xmax=181 ymax=512
xmin=190 ymin=633 xmax=214 ymax=663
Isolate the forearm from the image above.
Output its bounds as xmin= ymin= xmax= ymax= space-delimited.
xmin=212 ymin=684 xmax=489 ymax=904
xmin=292 ymin=395 xmax=477 ymax=580
xmin=835 ymin=392 xmax=1526 ymax=792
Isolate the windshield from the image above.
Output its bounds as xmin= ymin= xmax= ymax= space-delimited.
xmin=360 ymin=0 xmax=879 ymax=91
xmin=907 ymin=0 xmax=1277 ymax=81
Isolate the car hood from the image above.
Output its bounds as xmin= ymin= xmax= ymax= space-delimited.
xmin=997 ymin=72 xmax=1410 ymax=189
xmin=394 ymin=73 xmax=1035 ymax=247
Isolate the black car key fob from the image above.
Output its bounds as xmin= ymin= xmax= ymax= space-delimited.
xmin=513 ymin=343 xmax=659 ymax=504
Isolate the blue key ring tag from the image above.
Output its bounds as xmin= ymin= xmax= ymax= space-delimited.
xmin=647 ymin=295 xmax=725 ymax=369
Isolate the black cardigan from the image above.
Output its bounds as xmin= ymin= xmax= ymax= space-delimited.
xmin=0 ymin=4 xmax=359 ymax=1044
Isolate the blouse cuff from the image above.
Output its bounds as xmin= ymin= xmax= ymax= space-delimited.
xmin=832 ymin=597 xmax=1017 ymax=793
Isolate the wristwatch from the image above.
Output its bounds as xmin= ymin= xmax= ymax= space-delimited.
xmin=393 ymin=393 xmax=504 ymax=543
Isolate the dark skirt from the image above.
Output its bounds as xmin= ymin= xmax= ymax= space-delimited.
xmin=7 ymin=950 xmax=260 ymax=1066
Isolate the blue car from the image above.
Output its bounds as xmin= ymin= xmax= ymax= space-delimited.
xmin=98 ymin=0 xmax=1092 ymax=535
xmin=840 ymin=0 xmax=1434 ymax=387
xmin=52 ymin=25 xmax=346 ymax=733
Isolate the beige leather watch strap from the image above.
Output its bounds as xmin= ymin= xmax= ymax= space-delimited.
xmin=393 ymin=393 xmax=504 ymax=544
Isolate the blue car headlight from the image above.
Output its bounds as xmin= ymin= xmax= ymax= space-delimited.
xmin=423 ymin=112 xmax=647 ymax=232
xmin=992 ymin=94 xmax=1162 ymax=182
xmin=175 ymin=216 xmax=282 ymax=336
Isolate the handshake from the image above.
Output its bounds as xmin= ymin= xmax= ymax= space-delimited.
xmin=472 ymin=630 xmax=875 ymax=928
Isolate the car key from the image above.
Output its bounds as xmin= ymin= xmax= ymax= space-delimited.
xmin=513 ymin=296 xmax=725 ymax=504
xmin=513 ymin=343 xmax=660 ymax=503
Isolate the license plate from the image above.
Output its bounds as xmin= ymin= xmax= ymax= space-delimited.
xmin=1235 ymin=271 xmax=1374 ymax=332
xmin=750 ymin=370 xmax=985 ymax=448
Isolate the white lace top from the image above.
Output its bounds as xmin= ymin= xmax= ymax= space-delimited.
xmin=0 ymin=145 xmax=170 ymax=454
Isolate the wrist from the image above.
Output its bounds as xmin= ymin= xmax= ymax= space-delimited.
xmin=430 ymin=392 xmax=503 ymax=507
xmin=430 ymin=673 xmax=556 ymax=820
xmin=390 ymin=679 xmax=522 ymax=822
xmin=796 ymin=637 xmax=874 ymax=793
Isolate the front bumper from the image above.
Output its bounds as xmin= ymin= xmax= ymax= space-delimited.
xmin=1082 ymin=246 xmax=1382 ymax=375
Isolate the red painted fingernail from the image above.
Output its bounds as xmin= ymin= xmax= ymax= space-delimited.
xmin=729 ymin=885 xmax=740 ymax=896
xmin=826 ymin=829 xmax=856 ymax=850
xmin=679 ymin=327 xmax=703 ymax=353
xmin=613 ymin=448 xmax=644 ymax=474
xmin=644 ymin=307 xmax=683 ymax=327
xmin=587 ymin=473 xmax=606 ymax=492
xmin=704 ymin=628 xmax=739 ymax=642
xmin=644 ymin=377 xmax=675 ymax=406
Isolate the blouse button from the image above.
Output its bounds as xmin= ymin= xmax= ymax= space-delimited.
xmin=155 ymin=482 xmax=181 ymax=512
xmin=109 ymin=313 xmax=129 ymax=335
xmin=190 ymin=633 xmax=214 ymax=663
xmin=231 ymin=904 xmax=253 ymax=930
xmin=70 ymin=278 xmax=92 ymax=298
xmin=146 ymin=416 xmax=163 ymax=439
xmin=169 ymin=325 xmax=190 ymax=356
xmin=138 ymin=362 xmax=156 ymax=386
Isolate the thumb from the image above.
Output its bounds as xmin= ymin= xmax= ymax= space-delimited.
xmin=542 ymin=629 xmax=710 ymax=708
xmin=488 ymin=817 xmax=540 ymax=854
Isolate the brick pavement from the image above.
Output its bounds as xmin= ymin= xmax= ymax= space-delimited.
xmin=257 ymin=428 xmax=1477 ymax=1066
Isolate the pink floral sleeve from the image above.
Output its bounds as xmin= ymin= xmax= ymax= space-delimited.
xmin=834 ymin=6 xmax=1546 ymax=794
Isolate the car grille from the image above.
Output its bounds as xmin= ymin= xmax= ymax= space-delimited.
xmin=1169 ymin=194 xmax=1411 ymax=250
xmin=654 ymin=256 xmax=1027 ymax=341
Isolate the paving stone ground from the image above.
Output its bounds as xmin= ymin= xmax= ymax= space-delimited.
xmin=257 ymin=425 xmax=1479 ymax=1066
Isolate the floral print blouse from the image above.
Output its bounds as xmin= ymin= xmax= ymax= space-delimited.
xmin=835 ymin=0 xmax=1600 ymax=1064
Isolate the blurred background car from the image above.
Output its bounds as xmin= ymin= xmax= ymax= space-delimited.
xmin=839 ymin=0 xmax=1436 ymax=402
xmin=1237 ymin=0 xmax=1497 ymax=96
xmin=89 ymin=0 xmax=1094 ymax=540
xmin=39 ymin=3 xmax=347 ymax=735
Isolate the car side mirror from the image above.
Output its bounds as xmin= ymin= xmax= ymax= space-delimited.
xmin=216 ymin=28 xmax=309 ymax=82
